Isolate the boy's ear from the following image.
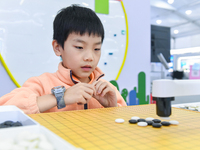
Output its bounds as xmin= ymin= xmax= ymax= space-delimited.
xmin=52 ymin=40 xmax=63 ymax=56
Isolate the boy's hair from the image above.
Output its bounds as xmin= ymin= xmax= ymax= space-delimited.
xmin=53 ymin=5 xmax=104 ymax=48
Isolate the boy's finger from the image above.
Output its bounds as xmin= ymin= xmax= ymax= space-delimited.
xmin=91 ymin=81 xmax=99 ymax=95
xmin=80 ymin=83 xmax=96 ymax=95
xmin=94 ymin=81 xmax=103 ymax=91
xmin=96 ymin=82 xmax=107 ymax=95
xmin=101 ymin=87 xmax=113 ymax=97
xmin=84 ymin=87 xmax=95 ymax=96
xmin=77 ymin=93 xmax=91 ymax=105
xmin=82 ymin=92 xmax=92 ymax=103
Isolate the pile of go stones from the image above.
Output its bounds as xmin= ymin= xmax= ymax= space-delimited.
xmin=177 ymin=104 xmax=200 ymax=111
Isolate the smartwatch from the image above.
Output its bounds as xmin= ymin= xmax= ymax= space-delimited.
xmin=51 ymin=86 xmax=66 ymax=109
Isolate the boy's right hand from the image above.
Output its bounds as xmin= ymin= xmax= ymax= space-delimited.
xmin=63 ymin=83 xmax=96 ymax=105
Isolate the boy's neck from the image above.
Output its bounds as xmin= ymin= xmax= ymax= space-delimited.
xmin=80 ymin=77 xmax=91 ymax=83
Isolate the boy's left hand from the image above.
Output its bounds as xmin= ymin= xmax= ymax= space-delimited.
xmin=92 ymin=81 xmax=117 ymax=107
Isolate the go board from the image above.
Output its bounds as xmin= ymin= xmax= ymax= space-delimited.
xmin=29 ymin=104 xmax=200 ymax=150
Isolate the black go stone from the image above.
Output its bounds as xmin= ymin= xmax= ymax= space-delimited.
xmin=3 ymin=121 xmax=14 ymax=126
xmin=137 ymin=119 xmax=146 ymax=122
xmin=12 ymin=121 xmax=22 ymax=127
xmin=146 ymin=121 xmax=153 ymax=125
xmin=0 ymin=121 xmax=23 ymax=128
xmin=152 ymin=119 xmax=161 ymax=123
xmin=161 ymin=121 xmax=171 ymax=126
xmin=129 ymin=119 xmax=137 ymax=124
xmin=152 ymin=123 xmax=162 ymax=128
xmin=0 ymin=124 xmax=8 ymax=128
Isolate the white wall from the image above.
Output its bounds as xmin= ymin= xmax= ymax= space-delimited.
xmin=0 ymin=62 xmax=16 ymax=96
xmin=117 ymin=0 xmax=150 ymax=97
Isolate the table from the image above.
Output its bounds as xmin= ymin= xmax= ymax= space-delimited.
xmin=29 ymin=104 xmax=200 ymax=150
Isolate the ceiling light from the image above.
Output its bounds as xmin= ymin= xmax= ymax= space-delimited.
xmin=20 ymin=0 xmax=25 ymax=5
xmin=174 ymin=30 xmax=179 ymax=34
xmin=185 ymin=10 xmax=192 ymax=15
xmin=168 ymin=0 xmax=174 ymax=4
xmin=156 ymin=20 xmax=162 ymax=24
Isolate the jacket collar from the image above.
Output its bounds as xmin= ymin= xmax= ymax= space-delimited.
xmin=56 ymin=62 xmax=104 ymax=85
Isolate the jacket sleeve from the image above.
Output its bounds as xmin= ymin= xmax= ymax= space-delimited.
xmin=0 ymin=77 xmax=45 ymax=114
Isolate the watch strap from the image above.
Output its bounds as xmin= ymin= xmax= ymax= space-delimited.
xmin=54 ymin=92 xmax=66 ymax=109
xmin=51 ymin=86 xmax=66 ymax=109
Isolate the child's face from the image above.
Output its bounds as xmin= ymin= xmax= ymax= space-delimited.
xmin=61 ymin=32 xmax=102 ymax=83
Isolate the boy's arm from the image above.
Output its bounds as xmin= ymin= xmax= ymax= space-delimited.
xmin=36 ymin=94 xmax=57 ymax=113
xmin=0 ymin=77 xmax=53 ymax=114
xmin=0 ymin=87 xmax=40 ymax=114
xmin=0 ymin=77 xmax=96 ymax=113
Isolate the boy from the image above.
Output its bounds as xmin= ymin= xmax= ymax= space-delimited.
xmin=0 ymin=5 xmax=127 ymax=114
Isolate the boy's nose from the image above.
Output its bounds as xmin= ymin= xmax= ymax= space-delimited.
xmin=83 ymin=52 xmax=94 ymax=61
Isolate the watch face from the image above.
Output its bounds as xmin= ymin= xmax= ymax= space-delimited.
xmin=52 ymin=86 xmax=65 ymax=93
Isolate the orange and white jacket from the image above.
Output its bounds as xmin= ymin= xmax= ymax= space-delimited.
xmin=0 ymin=63 xmax=127 ymax=114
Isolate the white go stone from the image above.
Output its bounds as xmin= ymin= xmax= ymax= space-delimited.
xmin=0 ymin=140 xmax=14 ymax=150
xmin=11 ymin=145 xmax=26 ymax=150
xmin=188 ymin=107 xmax=196 ymax=111
xmin=197 ymin=107 xmax=200 ymax=112
xmin=1 ymin=131 xmax=55 ymax=150
xmin=137 ymin=122 xmax=148 ymax=127
xmin=145 ymin=117 xmax=154 ymax=121
xmin=115 ymin=118 xmax=125 ymax=123
xmin=179 ymin=105 xmax=186 ymax=109
xmin=131 ymin=116 xmax=140 ymax=121
xmin=160 ymin=117 xmax=170 ymax=120
xmin=38 ymin=141 xmax=54 ymax=150
xmin=189 ymin=105 xmax=196 ymax=108
xmin=169 ymin=120 xmax=179 ymax=125
xmin=28 ymin=140 xmax=39 ymax=149
xmin=18 ymin=141 xmax=30 ymax=148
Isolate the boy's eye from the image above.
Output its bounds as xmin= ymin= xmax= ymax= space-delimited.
xmin=75 ymin=46 xmax=83 ymax=49
xmin=94 ymin=48 xmax=101 ymax=51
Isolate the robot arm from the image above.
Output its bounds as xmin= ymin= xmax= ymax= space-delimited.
xmin=152 ymin=79 xmax=200 ymax=98
xmin=152 ymin=79 xmax=200 ymax=117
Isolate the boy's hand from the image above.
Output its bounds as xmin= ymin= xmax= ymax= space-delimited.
xmin=92 ymin=81 xmax=117 ymax=107
xmin=64 ymin=83 xmax=95 ymax=105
